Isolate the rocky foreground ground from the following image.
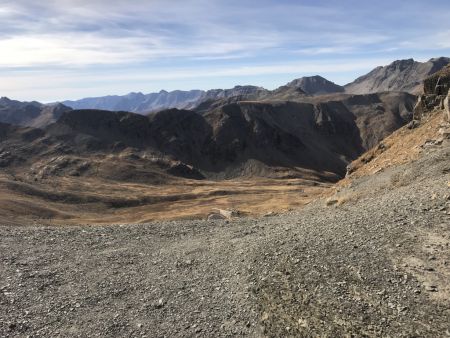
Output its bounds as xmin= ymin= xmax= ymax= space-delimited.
xmin=1 ymin=139 xmax=449 ymax=337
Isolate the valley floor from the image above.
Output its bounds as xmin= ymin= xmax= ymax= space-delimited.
xmin=1 ymin=137 xmax=449 ymax=337
xmin=0 ymin=175 xmax=328 ymax=225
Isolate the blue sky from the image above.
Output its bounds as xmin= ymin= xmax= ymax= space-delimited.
xmin=1 ymin=0 xmax=450 ymax=102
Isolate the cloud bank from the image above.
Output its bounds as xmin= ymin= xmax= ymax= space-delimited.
xmin=1 ymin=0 xmax=450 ymax=101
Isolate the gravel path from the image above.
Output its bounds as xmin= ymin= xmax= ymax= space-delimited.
xmin=1 ymin=142 xmax=449 ymax=337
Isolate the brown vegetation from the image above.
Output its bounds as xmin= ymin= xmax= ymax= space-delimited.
xmin=0 ymin=174 xmax=328 ymax=225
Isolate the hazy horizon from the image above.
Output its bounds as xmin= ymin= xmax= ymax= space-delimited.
xmin=1 ymin=0 xmax=450 ymax=102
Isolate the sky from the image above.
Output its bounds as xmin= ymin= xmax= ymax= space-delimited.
xmin=1 ymin=0 xmax=450 ymax=102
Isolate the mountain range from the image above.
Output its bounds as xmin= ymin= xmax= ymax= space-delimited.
xmin=1 ymin=91 xmax=415 ymax=182
xmin=0 ymin=56 xmax=445 ymax=184
xmin=60 ymin=57 xmax=450 ymax=113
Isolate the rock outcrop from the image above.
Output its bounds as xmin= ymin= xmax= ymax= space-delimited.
xmin=423 ymin=65 xmax=450 ymax=95
xmin=414 ymin=65 xmax=450 ymax=120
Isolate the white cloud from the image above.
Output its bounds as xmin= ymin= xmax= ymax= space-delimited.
xmin=0 ymin=32 xmax=283 ymax=67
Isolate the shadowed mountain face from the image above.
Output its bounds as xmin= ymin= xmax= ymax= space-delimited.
xmin=345 ymin=57 xmax=450 ymax=94
xmin=198 ymin=101 xmax=362 ymax=176
xmin=25 ymin=91 xmax=412 ymax=180
xmin=46 ymin=109 xmax=154 ymax=150
xmin=0 ymin=97 xmax=72 ymax=128
xmin=304 ymin=92 xmax=416 ymax=149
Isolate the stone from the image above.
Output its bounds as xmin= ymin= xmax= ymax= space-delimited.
xmin=326 ymin=199 xmax=338 ymax=206
xmin=210 ymin=208 xmax=240 ymax=219
xmin=263 ymin=211 xmax=278 ymax=217
xmin=207 ymin=213 xmax=227 ymax=221
xmin=154 ymin=298 xmax=165 ymax=308
xmin=438 ymin=127 xmax=450 ymax=139
xmin=407 ymin=120 xmax=420 ymax=129
xmin=424 ymin=284 xmax=438 ymax=292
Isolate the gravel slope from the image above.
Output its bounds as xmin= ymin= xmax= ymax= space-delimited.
xmin=1 ymin=141 xmax=449 ymax=337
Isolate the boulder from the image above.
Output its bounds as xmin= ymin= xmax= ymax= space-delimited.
xmin=211 ymin=208 xmax=240 ymax=219
xmin=207 ymin=213 xmax=227 ymax=221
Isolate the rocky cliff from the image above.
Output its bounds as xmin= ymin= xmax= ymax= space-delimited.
xmin=414 ymin=65 xmax=450 ymax=120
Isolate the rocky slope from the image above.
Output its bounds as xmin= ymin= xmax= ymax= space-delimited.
xmin=0 ymin=97 xmax=71 ymax=128
xmin=345 ymin=57 xmax=450 ymax=94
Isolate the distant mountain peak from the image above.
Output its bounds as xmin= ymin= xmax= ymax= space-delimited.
xmin=286 ymin=75 xmax=344 ymax=95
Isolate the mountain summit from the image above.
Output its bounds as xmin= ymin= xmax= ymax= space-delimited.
xmin=286 ymin=75 xmax=345 ymax=95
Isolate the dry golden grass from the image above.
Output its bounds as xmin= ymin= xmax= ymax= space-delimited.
xmin=0 ymin=174 xmax=328 ymax=225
